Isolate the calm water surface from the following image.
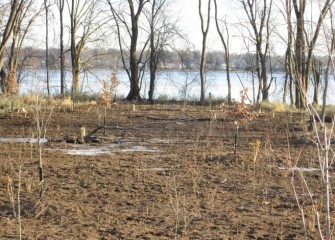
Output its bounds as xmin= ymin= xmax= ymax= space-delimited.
xmin=19 ymin=69 xmax=334 ymax=104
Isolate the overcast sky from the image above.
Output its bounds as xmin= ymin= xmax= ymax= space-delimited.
xmin=175 ymin=0 xmax=328 ymax=55
xmin=28 ymin=0 xmax=243 ymax=52
xmin=27 ymin=0 xmax=330 ymax=56
xmin=176 ymin=0 xmax=241 ymax=52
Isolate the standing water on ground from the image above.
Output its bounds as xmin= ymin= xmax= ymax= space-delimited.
xmin=0 ymin=137 xmax=49 ymax=143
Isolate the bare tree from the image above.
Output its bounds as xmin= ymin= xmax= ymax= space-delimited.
xmin=239 ymin=0 xmax=273 ymax=102
xmin=145 ymin=0 xmax=180 ymax=104
xmin=321 ymin=7 xmax=335 ymax=121
xmin=291 ymin=0 xmax=335 ymax=109
xmin=281 ymin=0 xmax=295 ymax=104
xmin=58 ymin=0 xmax=65 ymax=96
xmin=198 ymin=0 xmax=211 ymax=105
xmin=311 ymin=58 xmax=322 ymax=105
xmin=148 ymin=0 xmax=165 ymax=104
xmin=0 ymin=0 xmax=26 ymax=94
xmin=291 ymin=0 xmax=306 ymax=108
xmin=214 ymin=0 xmax=231 ymax=104
xmin=107 ymin=0 xmax=150 ymax=101
xmin=7 ymin=0 xmax=43 ymax=95
xmin=67 ymin=0 xmax=104 ymax=93
xmin=177 ymin=50 xmax=198 ymax=106
xmin=44 ymin=0 xmax=50 ymax=96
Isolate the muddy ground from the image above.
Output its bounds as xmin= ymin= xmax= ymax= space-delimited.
xmin=0 ymin=102 xmax=331 ymax=239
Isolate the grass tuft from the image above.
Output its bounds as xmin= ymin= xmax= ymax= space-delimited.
xmin=258 ymin=101 xmax=290 ymax=112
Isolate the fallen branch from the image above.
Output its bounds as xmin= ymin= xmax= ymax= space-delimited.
xmin=130 ymin=114 xmax=225 ymax=122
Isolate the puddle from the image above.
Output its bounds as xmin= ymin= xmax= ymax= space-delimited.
xmin=278 ymin=166 xmax=320 ymax=172
xmin=65 ymin=148 xmax=112 ymax=156
xmin=120 ymin=145 xmax=160 ymax=152
xmin=51 ymin=142 xmax=161 ymax=156
xmin=0 ymin=137 xmax=48 ymax=143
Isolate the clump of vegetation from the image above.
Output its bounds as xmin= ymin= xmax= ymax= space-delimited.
xmin=96 ymin=66 xmax=120 ymax=109
xmin=95 ymin=67 xmax=120 ymax=130
xmin=110 ymin=66 xmax=120 ymax=100
xmin=230 ymin=88 xmax=254 ymax=125
xmin=229 ymin=88 xmax=256 ymax=157
xmin=96 ymin=80 xmax=112 ymax=110
xmin=259 ymin=101 xmax=290 ymax=112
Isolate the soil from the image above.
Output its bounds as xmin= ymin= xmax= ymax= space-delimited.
xmin=0 ymin=102 xmax=329 ymax=239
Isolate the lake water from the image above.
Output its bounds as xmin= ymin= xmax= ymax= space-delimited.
xmin=19 ymin=69 xmax=335 ymax=104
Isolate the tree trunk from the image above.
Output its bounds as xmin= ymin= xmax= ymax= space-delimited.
xmin=199 ymin=37 xmax=207 ymax=105
xmin=0 ymin=59 xmax=7 ymax=94
xmin=44 ymin=0 xmax=50 ymax=97
xmin=72 ymin=65 xmax=80 ymax=93
xmin=225 ymin=53 xmax=232 ymax=104
xmin=126 ymin=37 xmax=141 ymax=100
xmin=125 ymin=0 xmax=145 ymax=101
xmin=149 ymin=39 xmax=156 ymax=104
xmin=148 ymin=69 xmax=156 ymax=104
xmin=7 ymin=26 xmax=19 ymax=95
xmin=198 ymin=0 xmax=211 ymax=105
xmin=293 ymin=0 xmax=307 ymax=108
xmin=312 ymin=59 xmax=320 ymax=105
xmin=59 ymin=0 xmax=65 ymax=96
xmin=260 ymin=53 xmax=269 ymax=101
xmin=283 ymin=49 xmax=290 ymax=103
xmin=7 ymin=50 xmax=18 ymax=95
xmin=69 ymin=0 xmax=82 ymax=94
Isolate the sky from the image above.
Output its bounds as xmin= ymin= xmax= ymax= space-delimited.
xmin=168 ymin=0 xmax=288 ymax=54
xmin=26 ymin=0 xmax=330 ymax=56
xmin=175 ymin=0 xmax=241 ymax=52
xmin=174 ymin=0 xmax=330 ymax=55
xmin=28 ymin=0 xmax=243 ymax=52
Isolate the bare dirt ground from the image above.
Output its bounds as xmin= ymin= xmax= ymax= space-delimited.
xmin=0 ymin=102 xmax=329 ymax=239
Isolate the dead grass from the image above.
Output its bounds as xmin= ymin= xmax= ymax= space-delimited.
xmin=0 ymin=99 xmax=328 ymax=239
